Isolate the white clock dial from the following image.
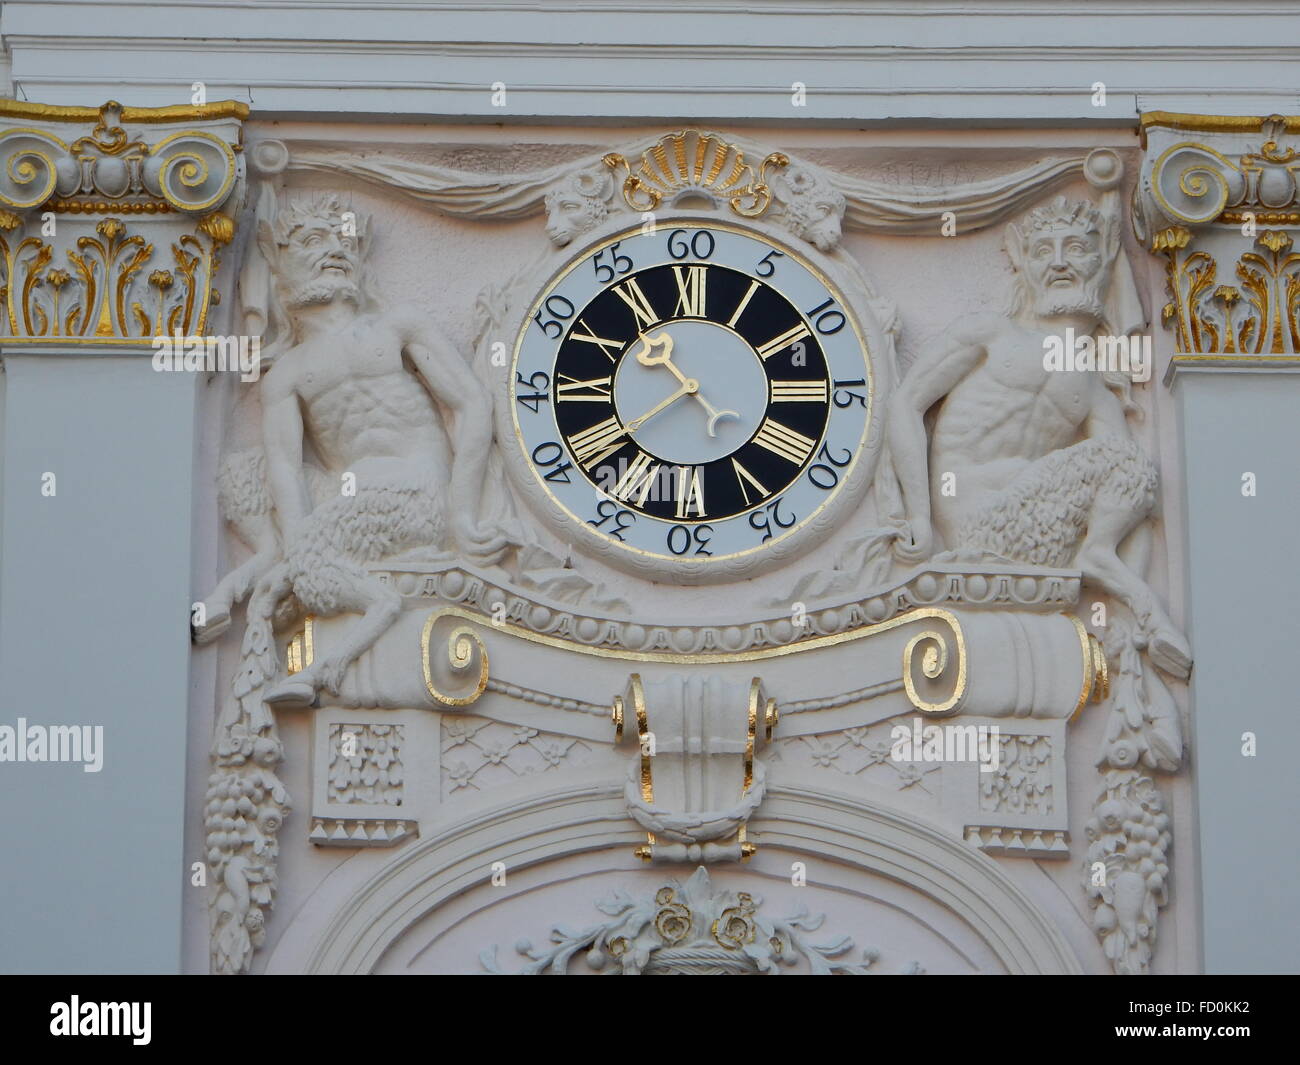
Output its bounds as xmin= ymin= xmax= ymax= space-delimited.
xmin=506 ymin=218 xmax=876 ymax=580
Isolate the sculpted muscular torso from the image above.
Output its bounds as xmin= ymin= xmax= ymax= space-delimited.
xmin=887 ymin=196 xmax=1189 ymax=678
xmin=255 ymin=199 xmax=507 ymax=705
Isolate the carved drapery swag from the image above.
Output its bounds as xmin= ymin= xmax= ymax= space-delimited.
xmin=289 ymin=141 xmax=1099 ymax=233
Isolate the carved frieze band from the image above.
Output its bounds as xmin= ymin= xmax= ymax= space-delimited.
xmin=379 ymin=560 xmax=1080 ymax=659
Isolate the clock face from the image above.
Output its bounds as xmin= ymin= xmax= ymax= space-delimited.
xmin=509 ymin=219 xmax=873 ymax=573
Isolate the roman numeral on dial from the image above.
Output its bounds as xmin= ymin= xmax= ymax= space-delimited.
xmin=770 ymin=380 xmax=829 ymax=403
xmin=728 ymin=280 xmax=759 ymax=327
xmin=613 ymin=279 xmax=659 ymax=330
xmin=756 ymin=323 xmax=812 ymax=361
xmin=731 ymin=458 xmax=768 ymax=506
xmin=675 ymin=466 xmax=706 ymax=519
xmin=556 ymin=373 xmax=612 ymax=402
xmin=568 ymin=416 xmax=627 ymax=469
xmin=570 ymin=319 xmax=624 ymax=361
xmin=752 ymin=417 xmax=816 ymax=465
xmin=672 ymin=265 xmax=707 ymax=318
xmin=611 ymin=451 xmax=659 ymax=506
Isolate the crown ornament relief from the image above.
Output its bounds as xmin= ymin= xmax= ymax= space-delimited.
xmin=603 ymin=130 xmax=789 ymax=217
xmin=481 ymin=866 xmax=914 ymax=975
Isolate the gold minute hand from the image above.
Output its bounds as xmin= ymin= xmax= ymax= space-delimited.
xmin=627 ymin=378 xmax=699 ymax=432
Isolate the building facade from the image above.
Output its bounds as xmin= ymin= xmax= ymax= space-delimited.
xmin=0 ymin=1 xmax=1296 ymax=975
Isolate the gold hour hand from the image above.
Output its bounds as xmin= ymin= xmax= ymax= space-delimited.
xmin=633 ymin=332 xmax=689 ymax=386
xmin=632 ymin=330 xmax=736 ymax=436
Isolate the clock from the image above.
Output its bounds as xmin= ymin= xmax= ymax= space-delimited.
xmin=504 ymin=218 xmax=879 ymax=582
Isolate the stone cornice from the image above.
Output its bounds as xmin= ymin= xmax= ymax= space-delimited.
xmin=4 ymin=1 xmax=1299 ymax=123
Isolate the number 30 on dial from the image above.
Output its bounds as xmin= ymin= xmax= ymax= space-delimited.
xmin=509 ymin=220 xmax=873 ymax=571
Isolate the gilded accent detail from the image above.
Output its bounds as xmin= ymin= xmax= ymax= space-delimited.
xmin=603 ymin=130 xmax=788 ymax=218
xmin=0 ymin=101 xmax=242 ymax=216
xmin=420 ymin=615 xmax=489 ymax=707
xmin=1146 ymin=121 xmax=1300 ymax=229
xmin=1140 ymin=111 xmax=1300 ymax=146
xmin=1066 ymin=615 xmax=1107 ymax=721
xmin=286 ymin=618 xmax=315 ymax=675
xmin=1142 ymin=114 xmax=1300 ymax=355
xmin=0 ymin=214 xmax=225 ymax=340
xmin=1156 ymin=227 xmax=1300 ymax=355
xmin=0 ymin=100 xmax=242 ymax=341
xmin=0 ymin=99 xmax=250 ymax=124
xmin=48 ymin=199 xmax=172 ymax=214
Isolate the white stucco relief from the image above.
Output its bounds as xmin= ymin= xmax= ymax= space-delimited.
xmin=193 ymin=129 xmax=1190 ymax=974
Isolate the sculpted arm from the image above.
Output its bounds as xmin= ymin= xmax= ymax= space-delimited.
xmin=262 ymin=374 xmax=312 ymax=543
xmin=1085 ymin=375 xmax=1131 ymax=440
xmin=397 ymin=308 xmax=509 ymax=561
xmin=887 ymin=328 xmax=989 ymax=559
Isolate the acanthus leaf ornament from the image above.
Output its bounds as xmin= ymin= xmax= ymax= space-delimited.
xmin=0 ymin=213 xmax=228 ymax=340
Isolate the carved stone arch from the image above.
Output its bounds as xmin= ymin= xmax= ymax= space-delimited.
xmin=297 ymin=782 xmax=1082 ymax=974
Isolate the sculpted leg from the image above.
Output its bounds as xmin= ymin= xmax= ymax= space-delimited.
xmin=262 ymin=483 xmax=444 ymax=706
xmin=263 ymin=570 xmax=402 ymax=707
xmin=1077 ymin=500 xmax=1191 ymax=679
xmin=196 ymin=450 xmax=281 ymax=644
xmin=195 ymin=535 xmax=278 ymax=644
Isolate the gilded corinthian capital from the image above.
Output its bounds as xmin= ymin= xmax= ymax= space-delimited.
xmin=0 ymin=98 xmax=247 ymax=343
xmin=1136 ymin=112 xmax=1300 ymax=358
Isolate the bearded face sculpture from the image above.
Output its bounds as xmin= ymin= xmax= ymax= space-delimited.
xmin=1006 ymin=196 xmax=1111 ymax=323
xmin=265 ymin=194 xmax=367 ymax=310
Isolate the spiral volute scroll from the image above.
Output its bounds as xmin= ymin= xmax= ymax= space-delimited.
xmin=1149 ymin=143 xmax=1243 ymax=226
xmin=421 ymin=610 xmax=490 ymax=707
xmin=901 ymin=611 xmax=967 ymax=715
xmin=0 ymin=130 xmax=71 ymax=210
xmin=142 ymin=131 xmax=240 ymax=214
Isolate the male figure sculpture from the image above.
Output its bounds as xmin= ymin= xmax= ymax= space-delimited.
xmin=887 ymin=195 xmax=1190 ymax=679
xmin=252 ymin=195 xmax=509 ymax=706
